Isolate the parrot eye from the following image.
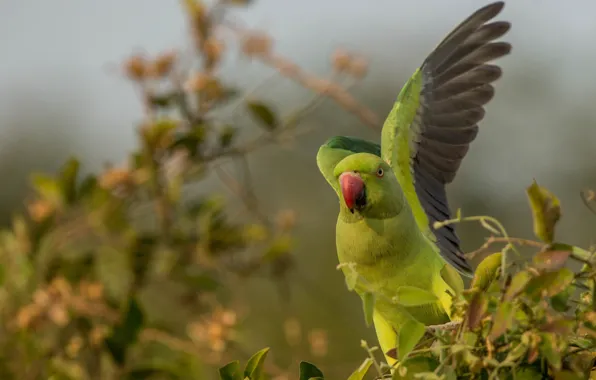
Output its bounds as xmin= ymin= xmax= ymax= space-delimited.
xmin=376 ymin=167 xmax=384 ymax=178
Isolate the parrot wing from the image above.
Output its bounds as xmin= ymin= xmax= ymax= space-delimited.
xmin=380 ymin=2 xmax=511 ymax=277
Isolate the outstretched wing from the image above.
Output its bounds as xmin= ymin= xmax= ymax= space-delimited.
xmin=317 ymin=135 xmax=381 ymax=196
xmin=380 ymin=2 xmax=511 ymax=277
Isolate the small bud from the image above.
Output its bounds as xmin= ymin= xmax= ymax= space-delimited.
xmin=276 ymin=209 xmax=296 ymax=230
xmin=66 ymin=335 xmax=84 ymax=358
xmin=241 ymin=32 xmax=273 ymax=58
xmin=124 ymin=54 xmax=147 ymax=81
xmin=27 ymin=199 xmax=54 ymax=222
xmin=203 ymin=38 xmax=224 ymax=64
xmin=148 ymin=50 xmax=177 ymax=78
xmin=221 ymin=310 xmax=237 ymax=327
xmin=99 ymin=168 xmax=132 ymax=190
xmin=308 ymin=329 xmax=328 ymax=357
xmin=48 ymin=304 xmax=69 ymax=327
xmin=185 ymin=72 xmax=211 ymax=92
xmin=348 ymin=56 xmax=369 ymax=79
xmin=331 ymin=49 xmax=351 ymax=72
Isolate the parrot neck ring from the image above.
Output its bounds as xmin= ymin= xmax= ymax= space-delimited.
xmin=339 ymin=172 xmax=367 ymax=213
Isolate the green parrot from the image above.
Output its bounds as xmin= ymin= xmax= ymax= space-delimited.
xmin=315 ymin=1 xmax=511 ymax=366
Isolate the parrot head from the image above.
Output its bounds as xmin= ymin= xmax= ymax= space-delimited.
xmin=332 ymin=153 xmax=403 ymax=218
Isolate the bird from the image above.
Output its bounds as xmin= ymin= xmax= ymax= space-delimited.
xmin=315 ymin=1 xmax=511 ymax=367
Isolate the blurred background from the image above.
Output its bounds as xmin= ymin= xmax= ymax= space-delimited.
xmin=1 ymin=0 xmax=596 ymax=377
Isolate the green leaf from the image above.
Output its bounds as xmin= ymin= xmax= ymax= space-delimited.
xmin=219 ymin=361 xmax=242 ymax=380
xmin=299 ymin=361 xmax=324 ymax=380
xmin=247 ymin=101 xmax=278 ymax=130
xmin=526 ymin=180 xmax=561 ymax=243
xmin=488 ymin=301 xmax=515 ymax=340
xmin=243 ymin=347 xmax=270 ymax=380
xmin=533 ymin=249 xmax=571 ymax=271
xmin=31 ymin=173 xmax=64 ymax=206
xmin=398 ymin=319 xmax=426 ymax=361
xmin=361 ymin=292 xmax=375 ymax=327
xmin=471 ymin=252 xmax=502 ymax=291
xmin=466 ymin=292 xmax=488 ymax=330
xmin=95 ymin=245 xmax=133 ymax=305
xmin=392 ymin=357 xmax=439 ymax=379
xmin=60 ymin=157 xmax=80 ymax=203
xmin=525 ymin=267 xmax=574 ymax=298
xmin=504 ymin=271 xmax=532 ymax=302
xmin=347 ymin=358 xmax=373 ymax=380
xmin=393 ymin=286 xmax=438 ymax=306
xmin=105 ymin=297 xmax=144 ymax=365
xmin=538 ymin=332 xmax=562 ymax=370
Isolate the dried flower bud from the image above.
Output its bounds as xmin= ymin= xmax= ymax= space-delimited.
xmin=185 ymin=72 xmax=211 ymax=92
xmin=308 ymin=329 xmax=328 ymax=357
xmin=349 ymin=56 xmax=369 ymax=79
xmin=66 ymin=335 xmax=84 ymax=358
xmin=124 ymin=54 xmax=147 ymax=81
xmin=241 ymin=32 xmax=273 ymax=58
xmin=27 ymin=199 xmax=54 ymax=222
xmin=148 ymin=50 xmax=177 ymax=78
xmin=220 ymin=310 xmax=237 ymax=327
xmin=51 ymin=277 xmax=72 ymax=300
xmin=99 ymin=168 xmax=132 ymax=190
xmin=210 ymin=338 xmax=226 ymax=352
xmin=332 ymin=49 xmax=351 ymax=73
xmin=203 ymin=38 xmax=224 ymax=65
xmin=33 ymin=289 xmax=50 ymax=308
xmin=89 ymin=325 xmax=109 ymax=346
xmin=276 ymin=209 xmax=296 ymax=230
xmin=48 ymin=303 xmax=69 ymax=327
xmin=16 ymin=304 xmax=40 ymax=329
xmin=207 ymin=321 xmax=224 ymax=340
xmin=284 ymin=317 xmax=302 ymax=346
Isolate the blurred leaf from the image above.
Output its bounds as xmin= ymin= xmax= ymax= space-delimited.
xmin=467 ymin=292 xmax=488 ymax=330
xmin=218 ymin=125 xmax=237 ymax=148
xmin=539 ymin=332 xmax=562 ymax=370
xmin=182 ymin=268 xmax=220 ymax=292
xmin=60 ymin=157 xmax=80 ymax=203
xmin=392 ymin=356 xmax=439 ymax=379
xmin=393 ymin=286 xmax=438 ymax=306
xmin=105 ymin=298 xmax=144 ymax=366
xmin=148 ymin=93 xmax=176 ymax=108
xmin=243 ymin=347 xmax=270 ymax=380
xmin=533 ymin=250 xmax=571 ymax=271
xmin=361 ymin=292 xmax=375 ymax=327
xmin=471 ymin=252 xmax=502 ymax=291
xmin=31 ymin=173 xmax=64 ymax=206
xmin=525 ymin=268 xmax=574 ymax=298
xmin=96 ymin=246 xmax=133 ymax=305
xmin=299 ymin=361 xmax=324 ymax=380
xmin=219 ymin=361 xmax=242 ymax=380
xmin=551 ymin=286 xmax=572 ymax=312
xmin=347 ymin=358 xmax=373 ymax=380
xmin=489 ymin=301 xmax=515 ymax=340
xmin=247 ymin=101 xmax=278 ymax=130
xmin=78 ymin=174 xmax=98 ymax=199
xmin=526 ymin=180 xmax=561 ymax=243
xmin=398 ymin=319 xmax=425 ymax=361
xmin=504 ymin=271 xmax=531 ymax=302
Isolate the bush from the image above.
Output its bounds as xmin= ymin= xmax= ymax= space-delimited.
xmin=0 ymin=0 xmax=374 ymax=378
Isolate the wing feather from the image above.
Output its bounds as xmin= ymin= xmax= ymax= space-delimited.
xmin=381 ymin=1 xmax=511 ymax=276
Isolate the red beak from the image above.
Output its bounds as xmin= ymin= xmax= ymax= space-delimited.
xmin=339 ymin=172 xmax=364 ymax=211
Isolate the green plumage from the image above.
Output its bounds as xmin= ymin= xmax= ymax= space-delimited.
xmin=316 ymin=2 xmax=511 ymax=366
